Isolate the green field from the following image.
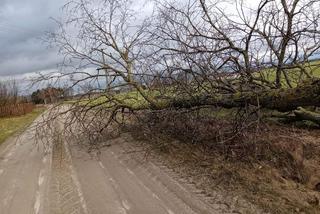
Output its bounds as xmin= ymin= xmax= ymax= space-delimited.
xmin=69 ymin=89 xmax=161 ymax=109
xmin=0 ymin=107 xmax=45 ymax=144
xmin=255 ymin=60 xmax=320 ymax=87
xmin=69 ymin=60 xmax=320 ymax=109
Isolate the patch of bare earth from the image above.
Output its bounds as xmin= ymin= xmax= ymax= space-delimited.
xmin=118 ymin=112 xmax=320 ymax=214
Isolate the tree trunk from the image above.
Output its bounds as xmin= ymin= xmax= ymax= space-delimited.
xmin=294 ymin=107 xmax=320 ymax=125
xmin=156 ymin=79 xmax=320 ymax=112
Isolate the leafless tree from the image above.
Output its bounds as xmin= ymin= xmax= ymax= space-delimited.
xmin=0 ymin=79 xmax=19 ymax=104
xmin=35 ymin=0 xmax=159 ymax=144
xmin=35 ymin=0 xmax=320 ymax=145
xmin=152 ymin=0 xmax=320 ymax=89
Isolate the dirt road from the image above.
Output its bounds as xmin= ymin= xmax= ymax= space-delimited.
xmin=0 ymin=117 xmax=221 ymax=214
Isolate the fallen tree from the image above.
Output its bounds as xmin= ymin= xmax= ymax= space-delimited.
xmin=294 ymin=107 xmax=320 ymax=125
xmin=143 ymin=79 xmax=320 ymax=112
xmin=88 ymin=79 xmax=320 ymax=126
xmin=36 ymin=0 xmax=320 ymax=133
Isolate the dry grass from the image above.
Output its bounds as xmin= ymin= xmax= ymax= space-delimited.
xmin=124 ymin=108 xmax=320 ymax=213
xmin=0 ymin=103 xmax=35 ymax=118
xmin=0 ymin=107 xmax=45 ymax=144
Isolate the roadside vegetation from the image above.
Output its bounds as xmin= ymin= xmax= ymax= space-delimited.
xmin=0 ymin=80 xmax=35 ymax=117
xmin=0 ymin=107 xmax=45 ymax=144
xmin=0 ymin=80 xmax=46 ymax=144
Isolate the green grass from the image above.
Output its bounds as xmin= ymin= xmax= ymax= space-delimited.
xmin=0 ymin=107 xmax=46 ymax=144
xmin=72 ymin=89 xmax=163 ymax=109
xmin=255 ymin=60 xmax=320 ymax=87
xmin=67 ymin=60 xmax=320 ymax=109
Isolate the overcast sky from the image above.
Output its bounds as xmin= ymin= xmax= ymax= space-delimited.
xmin=0 ymin=0 xmax=258 ymax=94
xmin=0 ymin=0 xmax=67 ymax=79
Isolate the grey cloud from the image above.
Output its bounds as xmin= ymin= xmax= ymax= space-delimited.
xmin=0 ymin=0 xmax=66 ymax=76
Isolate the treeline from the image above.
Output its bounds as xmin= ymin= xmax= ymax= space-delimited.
xmin=0 ymin=80 xmax=18 ymax=105
xmin=31 ymin=87 xmax=72 ymax=104
xmin=0 ymin=103 xmax=34 ymax=118
xmin=0 ymin=80 xmax=73 ymax=118
xmin=0 ymin=80 xmax=34 ymax=118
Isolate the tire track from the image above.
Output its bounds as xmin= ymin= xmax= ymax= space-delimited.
xmin=49 ymin=131 xmax=88 ymax=214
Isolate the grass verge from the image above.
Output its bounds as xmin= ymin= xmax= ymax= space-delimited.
xmin=0 ymin=107 xmax=46 ymax=144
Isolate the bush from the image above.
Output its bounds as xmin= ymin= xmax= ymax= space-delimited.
xmin=0 ymin=103 xmax=35 ymax=118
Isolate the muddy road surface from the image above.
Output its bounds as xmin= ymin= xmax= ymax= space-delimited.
xmin=0 ymin=116 xmax=222 ymax=214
